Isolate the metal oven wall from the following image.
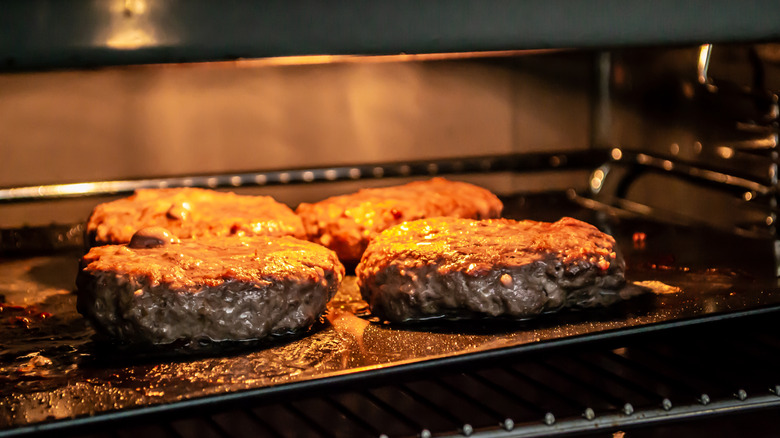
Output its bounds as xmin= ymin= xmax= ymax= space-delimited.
xmin=0 ymin=53 xmax=593 ymax=227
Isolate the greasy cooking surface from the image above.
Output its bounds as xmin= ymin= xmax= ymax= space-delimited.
xmin=2 ymin=194 xmax=779 ymax=430
xmin=86 ymin=188 xmax=305 ymax=246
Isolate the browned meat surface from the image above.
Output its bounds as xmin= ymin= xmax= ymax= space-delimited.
xmin=295 ymin=178 xmax=503 ymax=264
xmin=86 ymin=188 xmax=305 ymax=247
xmin=356 ymin=217 xmax=626 ymax=323
xmin=77 ymin=229 xmax=344 ymax=345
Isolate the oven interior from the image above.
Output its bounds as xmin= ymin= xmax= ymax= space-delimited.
xmin=3 ymin=5 xmax=780 ymax=437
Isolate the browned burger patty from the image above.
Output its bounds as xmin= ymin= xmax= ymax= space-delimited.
xmin=295 ymin=178 xmax=503 ymax=264
xmin=86 ymin=188 xmax=305 ymax=247
xmin=356 ymin=217 xmax=627 ymax=323
xmin=76 ymin=227 xmax=344 ymax=345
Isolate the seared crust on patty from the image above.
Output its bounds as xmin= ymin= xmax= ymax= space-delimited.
xmin=356 ymin=217 xmax=625 ymax=323
xmin=86 ymin=188 xmax=305 ymax=247
xmin=295 ymin=178 xmax=502 ymax=264
xmin=77 ymin=233 xmax=344 ymax=345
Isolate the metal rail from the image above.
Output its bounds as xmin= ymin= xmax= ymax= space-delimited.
xmin=0 ymin=151 xmax=606 ymax=204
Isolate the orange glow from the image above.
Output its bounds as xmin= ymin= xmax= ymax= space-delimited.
xmin=124 ymin=49 xmax=567 ymax=71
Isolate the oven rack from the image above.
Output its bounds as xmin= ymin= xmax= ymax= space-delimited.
xmin=1 ymin=148 xmax=774 ymax=207
xmin=17 ymin=311 xmax=779 ymax=438
xmin=2 ymin=147 xmax=776 ymax=257
xmin=0 ymin=151 xmax=607 ymax=204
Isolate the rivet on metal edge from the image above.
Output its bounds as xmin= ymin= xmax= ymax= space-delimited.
xmin=544 ymin=412 xmax=556 ymax=425
xmin=661 ymin=398 xmax=673 ymax=411
xmin=502 ymin=418 xmax=514 ymax=431
xmin=622 ymin=403 xmax=634 ymax=415
xmin=736 ymin=389 xmax=748 ymax=401
xmin=420 ymin=429 xmax=432 ymax=438
xmin=462 ymin=424 xmax=473 ymax=436
xmin=699 ymin=394 xmax=711 ymax=405
xmin=324 ymin=169 xmax=338 ymax=181
xmin=583 ymin=407 xmax=596 ymax=421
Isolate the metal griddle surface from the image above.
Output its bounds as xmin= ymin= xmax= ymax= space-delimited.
xmin=2 ymin=194 xmax=780 ymax=432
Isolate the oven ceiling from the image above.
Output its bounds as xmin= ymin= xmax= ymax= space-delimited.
xmin=3 ymin=0 xmax=780 ymax=70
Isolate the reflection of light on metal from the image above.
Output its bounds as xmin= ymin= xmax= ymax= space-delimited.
xmin=105 ymin=0 xmax=158 ymax=50
xmin=716 ymin=146 xmax=735 ymax=159
xmin=743 ymin=192 xmax=754 ymax=201
xmin=589 ymin=168 xmax=606 ymax=192
xmin=662 ymin=160 xmax=673 ymax=171
xmin=116 ymin=49 xmax=565 ymax=71
xmin=681 ymin=81 xmax=695 ymax=99
xmin=54 ymin=182 xmax=98 ymax=195
xmin=703 ymin=297 xmax=718 ymax=313
xmin=636 ymin=154 xmax=650 ymax=164
xmin=122 ymin=0 xmax=147 ymax=15
xmin=697 ymin=44 xmax=712 ymax=84
xmin=106 ymin=29 xmax=157 ymax=50
xmin=2 ymin=182 xmax=114 ymax=201
xmin=610 ymin=148 xmax=622 ymax=160
xmin=731 ymin=137 xmax=777 ymax=149
xmin=225 ymin=49 xmax=565 ymax=68
xmin=694 ymin=141 xmax=703 ymax=154
xmin=767 ymin=216 xmax=774 ymax=226
xmin=670 ymin=143 xmax=680 ymax=155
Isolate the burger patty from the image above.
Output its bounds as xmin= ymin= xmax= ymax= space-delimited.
xmin=295 ymin=178 xmax=503 ymax=264
xmin=76 ymin=227 xmax=344 ymax=345
xmin=86 ymin=188 xmax=305 ymax=247
xmin=356 ymin=217 xmax=628 ymax=323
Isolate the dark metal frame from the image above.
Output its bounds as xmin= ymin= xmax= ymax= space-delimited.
xmin=3 ymin=1 xmax=780 ymax=71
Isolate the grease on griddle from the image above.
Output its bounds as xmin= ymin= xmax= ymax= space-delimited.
xmin=1 ymin=302 xmax=53 ymax=328
xmin=634 ymin=280 xmax=682 ymax=295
